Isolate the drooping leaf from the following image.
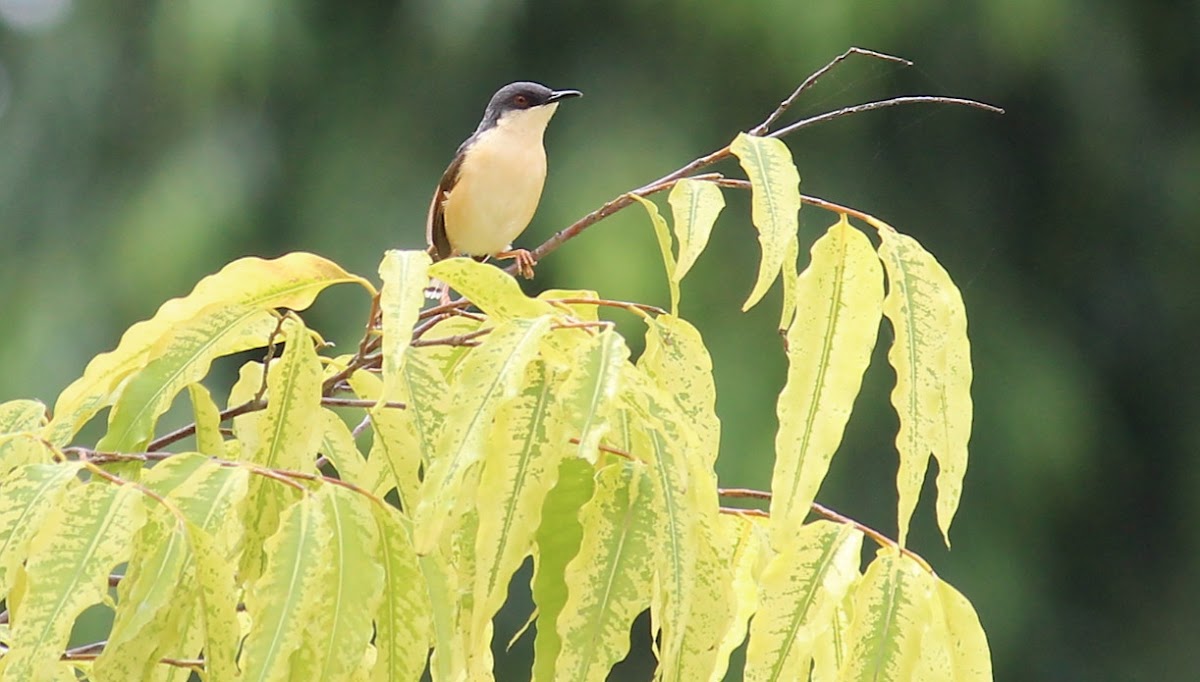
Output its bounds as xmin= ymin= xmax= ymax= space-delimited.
xmin=2 ymin=482 xmax=145 ymax=682
xmin=315 ymin=408 xmax=367 ymax=486
xmin=48 ymin=252 xmax=370 ymax=445
xmin=378 ymin=249 xmax=433 ymax=402
xmin=779 ymin=233 xmax=801 ymax=332
xmin=190 ymin=521 xmax=242 ymax=681
xmin=632 ymin=193 xmax=681 ymax=315
xmin=372 ymin=505 xmax=433 ymax=682
xmin=744 ymin=521 xmax=863 ymax=682
xmin=919 ymin=578 xmax=993 ymax=681
xmin=668 ymin=178 xmax=725 ymax=283
xmin=239 ymin=493 xmax=331 ymax=682
xmin=640 ymin=315 xmax=720 ymax=467
xmin=555 ymin=462 xmax=656 ymax=681
xmin=187 ymin=383 xmax=225 ymax=456
xmin=0 ymin=399 xmax=46 ymax=434
xmin=730 ymin=132 xmax=801 ymax=311
xmin=470 ymin=361 xmax=565 ymax=644
xmin=412 ymin=316 xmax=553 ymax=554
xmin=838 ymin=549 xmax=934 ymax=682
xmin=875 ymin=224 xmax=972 ymax=546
xmin=707 ymin=514 xmax=771 ymax=682
xmin=0 ymin=463 xmax=83 ymax=596
xmin=295 ymin=484 xmax=385 ymax=682
xmin=560 ymin=328 xmax=628 ymax=462
xmin=771 ymin=217 xmax=883 ymax=545
xmin=347 ymin=370 xmax=422 ymax=509
xmin=531 ymin=457 xmax=596 ymax=682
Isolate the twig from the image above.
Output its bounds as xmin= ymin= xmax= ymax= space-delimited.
xmin=411 ymin=327 xmax=492 ymax=348
xmin=548 ymin=297 xmax=667 ymax=315
xmin=752 ymin=47 xmax=913 ymax=135
xmin=568 ymin=438 xmax=634 ymax=460
xmin=320 ymin=397 xmax=406 ymax=410
xmin=146 ymin=398 xmax=265 ymax=451
xmin=770 ymin=95 xmax=1003 ymax=140
xmin=60 ymin=650 xmax=205 ymax=671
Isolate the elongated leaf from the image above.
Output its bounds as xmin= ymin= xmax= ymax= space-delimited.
xmin=562 ymin=328 xmax=628 ymax=462
xmin=532 ymin=457 xmax=596 ymax=682
xmin=2 ymin=483 xmax=145 ymax=682
xmin=190 ymin=521 xmax=241 ymax=680
xmin=771 ymin=217 xmax=883 ymax=545
xmin=668 ymin=178 xmax=725 ymax=282
xmin=708 ymin=515 xmax=770 ymax=682
xmin=142 ymin=453 xmax=249 ymax=536
xmin=555 ymin=462 xmax=656 ymax=681
xmin=187 ymin=383 xmax=225 ymax=456
xmin=811 ymin=590 xmax=854 ymax=682
xmin=731 ymin=133 xmax=802 ymax=311
xmin=412 ymin=316 xmax=553 ymax=554
xmin=640 ymin=315 xmax=720 ymax=466
xmin=470 ymin=362 xmax=565 ymax=644
xmin=919 ymin=579 xmax=993 ymax=680
xmin=0 ymin=463 xmax=83 ymax=596
xmin=347 ymin=371 xmax=422 ymax=510
xmin=239 ymin=494 xmax=331 ymax=682
xmin=378 ymin=249 xmax=432 ymax=402
xmin=92 ymin=512 xmax=191 ymax=681
xmin=96 ymin=303 xmax=284 ymax=452
xmin=744 ymin=521 xmax=863 ymax=682
xmin=294 ymin=485 xmax=384 ymax=682
xmin=0 ymin=399 xmax=46 ymax=433
xmin=429 ymin=258 xmax=557 ymax=321
xmin=632 ymin=194 xmax=681 ymax=315
xmin=373 ymin=505 xmax=433 ymax=682
xmin=838 ymin=550 xmax=934 ymax=682
xmin=876 ymin=226 xmax=972 ymax=546
xmin=48 ymin=252 xmax=370 ymax=445
xmin=316 ymin=408 xmax=367 ymax=485
xmin=779 ymin=233 xmax=801 ymax=331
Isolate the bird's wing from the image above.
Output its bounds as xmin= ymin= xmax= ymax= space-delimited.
xmin=425 ymin=143 xmax=468 ymax=261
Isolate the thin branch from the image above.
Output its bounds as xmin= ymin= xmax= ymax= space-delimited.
xmin=61 ymin=650 xmax=205 ymax=671
xmin=411 ymin=327 xmax=492 ymax=348
xmin=568 ymin=437 xmax=634 ymax=460
xmin=547 ymin=297 xmax=667 ymax=316
xmin=320 ymin=397 xmax=407 ymax=410
xmin=770 ymin=95 xmax=1003 ymax=140
xmin=146 ymin=398 xmax=265 ymax=451
xmin=752 ymin=46 xmax=913 ymax=135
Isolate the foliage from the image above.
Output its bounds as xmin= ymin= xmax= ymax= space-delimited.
xmin=0 ymin=54 xmax=992 ymax=681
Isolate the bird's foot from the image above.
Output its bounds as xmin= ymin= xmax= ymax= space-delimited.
xmin=497 ymin=249 xmax=537 ymax=279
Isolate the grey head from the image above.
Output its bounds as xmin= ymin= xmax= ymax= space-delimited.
xmin=475 ymin=81 xmax=582 ymax=132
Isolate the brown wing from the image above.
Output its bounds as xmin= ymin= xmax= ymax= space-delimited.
xmin=425 ymin=149 xmax=467 ymax=262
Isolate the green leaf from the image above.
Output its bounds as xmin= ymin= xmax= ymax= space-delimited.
xmin=667 ymin=178 xmax=725 ymax=283
xmin=378 ymin=249 xmax=433 ymax=402
xmin=0 ymin=463 xmax=83 ymax=596
xmin=2 ymin=482 xmax=145 ymax=682
xmin=632 ymin=193 xmax=681 ymax=315
xmin=531 ymin=457 xmax=595 ymax=682
xmin=412 ymin=316 xmax=553 ymax=554
xmin=555 ymin=462 xmax=656 ymax=681
xmin=295 ymin=484 xmax=385 ymax=682
xmin=876 ymin=227 xmax=973 ymax=546
xmin=730 ymin=132 xmax=802 ymax=311
xmin=48 ymin=252 xmax=370 ymax=445
xmin=428 ymin=257 xmax=557 ymax=321
xmin=0 ymin=399 xmax=47 ymax=434
xmin=239 ymin=493 xmax=331 ymax=682
xmin=744 ymin=521 xmax=863 ymax=682
xmin=838 ymin=550 xmax=934 ymax=682
xmin=372 ymin=505 xmax=432 ymax=682
xmin=771 ymin=217 xmax=883 ymax=545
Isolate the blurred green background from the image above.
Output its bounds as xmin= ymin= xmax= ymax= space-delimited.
xmin=2 ymin=0 xmax=1197 ymax=679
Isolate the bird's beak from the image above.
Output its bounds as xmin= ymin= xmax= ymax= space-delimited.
xmin=547 ymin=89 xmax=583 ymax=103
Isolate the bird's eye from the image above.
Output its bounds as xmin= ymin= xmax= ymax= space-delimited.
xmin=513 ymin=94 xmax=530 ymax=107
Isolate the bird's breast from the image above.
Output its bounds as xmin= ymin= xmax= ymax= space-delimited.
xmin=442 ymin=123 xmax=550 ymax=257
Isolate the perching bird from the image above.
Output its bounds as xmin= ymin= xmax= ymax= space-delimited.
xmin=425 ymin=82 xmax=581 ymax=296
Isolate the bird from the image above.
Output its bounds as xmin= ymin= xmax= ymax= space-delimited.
xmin=425 ymin=81 xmax=581 ymax=297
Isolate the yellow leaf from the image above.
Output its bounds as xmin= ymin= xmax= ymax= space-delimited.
xmin=640 ymin=315 xmax=720 ymax=467
xmin=632 ymin=193 xmax=681 ymax=315
xmin=538 ymin=288 xmax=601 ymax=321
xmin=2 ymin=482 xmax=145 ymax=682
xmin=0 ymin=463 xmax=83 ymax=596
xmin=779 ymin=233 xmax=801 ymax=332
xmin=707 ymin=514 xmax=771 ymax=682
xmin=0 ymin=401 xmax=52 ymax=475
xmin=412 ymin=316 xmax=553 ymax=554
xmin=372 ymin=505 xmax=433 ymax=682
xmin=239 ymin=494 xmax=331 ymax=682
xmin=378 ymin=249 xmax=433 ymax=403
xmin=744 ymin=521 xmax=862 ymax=682
xmin=838 ymin=550 xmax=934 ymax=682
xmin=187 ymin=383 xmax=225 ymax=456
xmin=47 ymin=252 xmax=370 ymax=445
xmin=771 ymin=217 xmax=883 ymax=546
xmin=428 ymin=257 xmax=557 ymax=321
xmin=561 ymin=328 xmax=628 ymax=462
xmin=919 ymin=578 xmax=993 ymax=681
xmin=876 ymin=227 xmax=972 ymax=546
xmin=668 ymin=178 xmax=725 ymax=283
xmin=0 ymin=400 xmax=47 ymax=434
xmin=555 ymin=462 xmax=656 ymax=681
xmin=730 ymin=133 xmax=801 ymax=311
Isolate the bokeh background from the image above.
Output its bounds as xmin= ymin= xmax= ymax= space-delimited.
xmin=2 ymin=1 xmax=1197 ymax=679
